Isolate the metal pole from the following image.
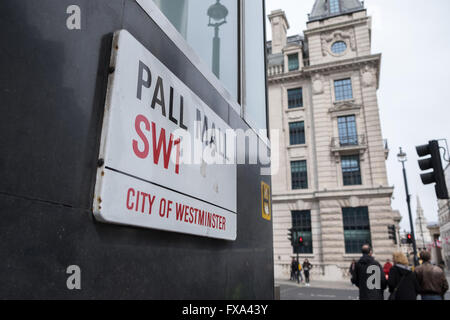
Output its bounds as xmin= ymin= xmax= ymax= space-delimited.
xmin=212 ymin=26 xmax=220 ymax=78
xmin=401 ymin=160 xmax=419 ymax=266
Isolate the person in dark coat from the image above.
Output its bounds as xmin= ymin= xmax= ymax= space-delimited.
xmin=387 ymin=252 xmax=421 ymax=300
xmin=351 ymin=244 xmax=387 ymax=300
xmin=415 ymin=251 xmax=449 ymax=300
xmin=290 ymin=257 xmax=297 ymax=281
xmin=302 ymin=259 xmax=312 ymax=286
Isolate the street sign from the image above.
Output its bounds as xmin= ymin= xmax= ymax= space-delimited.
xmin=261 ymin=181 xmax=271 ymax=221
xmin=93 ymin=30 xmax=237 ymax=240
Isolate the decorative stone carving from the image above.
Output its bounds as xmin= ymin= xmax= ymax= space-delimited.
xmin=361 ymin=65 xmax=376 ymax=87
xmin=328 ymin=101 xmax=362 ymax=118
xmin=321 ymin=28 xmax=356 ymax=57
xmin=312 ymin=73 xmax=324 ymax=95
xmin=349 ymin=196 xmax=359 ymax=208
xmin=287 ymin=112 xmax=303 ymax=121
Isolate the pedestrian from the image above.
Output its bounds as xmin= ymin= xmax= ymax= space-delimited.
xmin=349 ymin=259 xmax=356 ymax=280
xmin=351 ymin=244 xmax=387 ymax=300
xmin=383 ymin=259 xmax=393 ymax=280
xmin=303 ymin=259 xmax=312 ymax=286
xmin=298 ymin=261 xmax=304 ymax=283
xmin=415 ymin=251 xmax=449 ymax=300
xmin=290 ymin=257 xmax=297 ymax=281
xmin=387 ymin=252 xmax=421 ymax=300
xmin=293 ymin=258 xmax=301 ymax=283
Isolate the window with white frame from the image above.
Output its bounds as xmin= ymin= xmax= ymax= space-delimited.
xmin=329 ymin=0 xmax=341 ymax=14
xmin=334 ymin=78 xmax=353 ymax=101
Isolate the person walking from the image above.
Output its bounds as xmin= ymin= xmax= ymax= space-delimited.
xmin=293 ymin=258 xmax=301 ymax=284
xmin=415 ymin=251 xmax=449 ymax=300
xmin=351 ymin=244 xmax=387 ymax=300
xmin=387 ymin=252 xmax=421 ymax=300
xmin=349 ymin=259 xmax=356 ymax=280
xmin=303 ymin=259 xmax=312 ymax=287
xmin=383 ymin=259 xmax=393 ymax=280
xmin=298 ymin=261 xmax=304 ymax=283
xmin=290 ymin=257 xmax=297 ymax=281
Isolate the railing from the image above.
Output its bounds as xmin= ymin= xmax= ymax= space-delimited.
xmin=267 ymin=64 xmax=284 ymax=76
xmin=268 ymin=60 xmax=309 ymax=76
xmin=331 ymin=135 xmax=366 ymax=149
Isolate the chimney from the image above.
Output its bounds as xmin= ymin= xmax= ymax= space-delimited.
xmin=268 ymin=10 xmax=289 ymax=54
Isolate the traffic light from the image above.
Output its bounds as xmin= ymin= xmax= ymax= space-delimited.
xmin=416 ymin=140 xmax=449 ymax=199
xmin=298 ymin=236 xmax=304 ymax=247
xmin=388 ymin=225 xmax=397 ymax=244
xmin=406 ymin=233 xmax=413 ymax=244
xmin=288 ymin=228 xmax=294 ymax=246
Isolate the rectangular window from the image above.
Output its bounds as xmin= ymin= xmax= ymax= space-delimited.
xmin=342 ymin=155 xmax=362 ymax=186
xmin=291 ymin=210 xmax=313 ymax=254
xmin=288 ymin=53 xmax=299 ymax=71
xmin=291 ymin=160 xmax=308 ymax=190
xmin=287 ymin=88 xmax=303 ymax=109
xmin=342 ymin=207 xmax=371 ymax=254
xmin=334 ymin=78 xmax=353 ymax=101
xmin=330 ymin=0 xmax=341 ymax=14
xmin=289 ymin=121 xmax=305 ymax=145
xmin=337 ymin=115 xmax=357 ymax=146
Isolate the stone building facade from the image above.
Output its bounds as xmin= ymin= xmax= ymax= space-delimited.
xmin=267 ymin=0 xmax=399 ymax=281
xmin=438 ymin=164 xmax=450 ymax=271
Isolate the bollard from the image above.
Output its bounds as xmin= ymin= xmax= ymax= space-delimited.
xmin=274 ymin=285 xmax=280 ymax=300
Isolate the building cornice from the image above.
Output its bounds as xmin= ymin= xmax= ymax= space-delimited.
xmin=268 ymin=54 xmax=382 ymax=88
xmin=267 ymin=70 xmax=308 ymax=84
xmin=272 ymin=186 xmax=394 ymax=203
xmin=304 ymin=16 xmax=369 ymax=36
xmin=304 ymin=53 xmax=381 ymax=75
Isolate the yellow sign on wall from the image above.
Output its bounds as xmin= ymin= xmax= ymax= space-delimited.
xmin=261 ymin=181 xmax=271 ymax=221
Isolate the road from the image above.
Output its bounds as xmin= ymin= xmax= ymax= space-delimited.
xmin=280 ymin=283 xmax=359 ymax=300
xmin=278 ymin=281 xmax=358 ymax=300
xmin=277 ymin=280 xmax=450 ymax=300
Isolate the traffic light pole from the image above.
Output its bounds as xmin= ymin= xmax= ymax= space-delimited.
xmin=400 ymin=160 xmax=419 ymax=266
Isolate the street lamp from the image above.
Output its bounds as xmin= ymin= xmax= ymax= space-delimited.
xmin=397 ymin=147 xmax=419 ymax=266
xmin=207 ymin=0 xmax=228 ymax=78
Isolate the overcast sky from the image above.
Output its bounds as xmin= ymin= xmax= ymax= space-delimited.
xmin=265 ymin=0 xmax=450 ymax=231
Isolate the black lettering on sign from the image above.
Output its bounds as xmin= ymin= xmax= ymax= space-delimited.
xmin=151 ymin=76 xmax=166 ymax=117
xmin=137 ymin=60 xmax=151 ymax=100
xmin=136 ymin=61 xmax=188 ymax=131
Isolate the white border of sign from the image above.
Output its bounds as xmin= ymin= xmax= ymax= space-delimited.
xmin=93 ymin=30 xmax=237 ymax=241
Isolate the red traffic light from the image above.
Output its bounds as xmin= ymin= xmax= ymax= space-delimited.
xmin=298 ymin=236 xmax=303 ymax=243
xmin=406 ymin=233 xmax=413 ymax=244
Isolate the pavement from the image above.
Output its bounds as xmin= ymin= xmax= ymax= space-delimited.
xmin=276 ymin=278 xmax=357 ymax=291
xmin=276 ymin=276 xmax=450 ymax=300
xmin=275 ymin=278 xmax=359 ymax=300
